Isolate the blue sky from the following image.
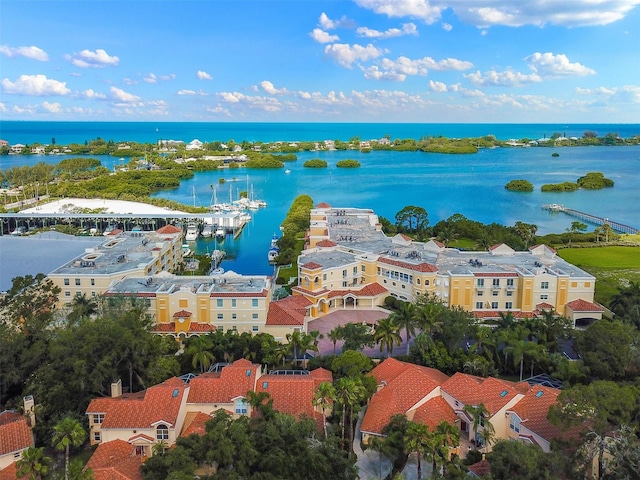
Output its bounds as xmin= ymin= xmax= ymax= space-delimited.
xmin=1 ymin=0 xmax=639 ymax=123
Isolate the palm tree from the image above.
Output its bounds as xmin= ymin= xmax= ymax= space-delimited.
xmin=52 ymin=417 xmax=86 ymax=480
xmin=390 ymin=302 xmax=418 ymax=355
xmin=68 ymin=459 xmax=94 ymax=480
xmin=374 ymin=317 xmax=402 ymax=357
xmin=433 ymin=421 xmax=460 ymax=474
xmin=414 ymin=294 xmax=445 ymax=337
xmin=68 ymin=293 xmax=98 ymax=324
xmin=245 ymin=390 xmax=273 ymax=419
xmin=313 ymin=381 xmax=335 ymax=438
xmin=404 ymin=421 xmax=430 ymax=480
xmin=463 ymin=403 xmax=494 ymax=451
xmin=186 ymin=336 xmax=215 ymax=373
xmin=505 ymin=339 xmax=544 ymax=381
xmin=327 ymin=326 xmax=343 ymax=354
xmin=16 ymin=446 xmax=51 ymax=480
xmin=334 ymin=377 xmax=366 ymax=446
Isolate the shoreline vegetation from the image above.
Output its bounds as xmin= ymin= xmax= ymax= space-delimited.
xmin=506 ymin=172 xmax=615 ymax=193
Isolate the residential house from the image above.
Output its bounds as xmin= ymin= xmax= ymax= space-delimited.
xmin=186 ymin=139 xmax=203 ymax=150
xmin=9 ymin=144 xmax=25 ymax=154
xmin=84 ymin=439 xmax=143 ymax=480
xmin=0 ymin=396 xmax=35 ymax=471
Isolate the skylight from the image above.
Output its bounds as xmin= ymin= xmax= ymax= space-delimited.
xmin=172 ymin=389 xmax=179 ymax=397
xmin=500 ymin=390 xmax=508 ymax=397
xmin=536 ymin=390 xmax=544 ymax=398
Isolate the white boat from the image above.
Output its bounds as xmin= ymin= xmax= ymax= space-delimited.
xmin=185 ymin=223 xmax=198 ymax=241
xmin=285 ymin=169 xmax=291 ymax=174
xmin=215 ymin=228 xmax=225 ymax=239
xmin=201 ymin=223 xmax=213 ymax=238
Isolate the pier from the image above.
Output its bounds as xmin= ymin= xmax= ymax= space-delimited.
xmin=542 ymin=204 xmax=638 ymax=234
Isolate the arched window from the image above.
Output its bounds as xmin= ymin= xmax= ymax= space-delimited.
xmin=416 ymin=278 xmax=421 ymax=285
xmin=156 ymin=424 xmax=169 ymax=441
xmin=425 ymin=279 xmax=430 ymax=286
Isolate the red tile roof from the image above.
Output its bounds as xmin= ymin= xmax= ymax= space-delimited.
xmin=441 ymin=373 xmax=528 ymax=416
xmin=327 ymin=282 xmax=388 ymax=299
xmin=266 ymin=295 xmax=311 ymax=326
xmin=301 ymin=262 xmax=323 ymax=270
xmin=361 ymin=359 xmax=449 ymax=435
xmin=173 ymin=310 xmax=192 ymax=318
xmin=180 ymin=412 xmax=211 ymax=437
xmin=412 ymin=396 xmax=457 ymax=430
xmin=378 ymin=257 xmax=438 ymax=272
xmin=0 ymin=411 xmax=33 ymax=456
xmin=468 ymin=459 xmax=491 ymax=477
xmin=509 ymin=385 xmax=565 ymax=442
xmin=536 ymin=302 xmax=555 ymax=310
xmin=86 ymin=378 xmax=187 ymax=429
xmin=316 ymin=240 xmax=338 ymax=247
xmin=0 ymin=462 xmax=17 ymax=480
xmin=156 ymin=225 xmax=182 ymax=234
xmin=565 ymin=299 xmax=603 ymax=312
xmin=85 ymin=439 xmax=142 ymax=480
xmin=316 ymin=202 xmax=332 ymax=208
xmin=187 ymin=359 xmax=259 ymax=404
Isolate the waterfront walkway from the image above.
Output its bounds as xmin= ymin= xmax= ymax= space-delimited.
xmin=542 ymin=204 xmax=638 ymax=234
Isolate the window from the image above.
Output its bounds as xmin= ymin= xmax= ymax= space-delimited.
xmin=492 ymin=290 xmax=499 ymax=296
xmin=342 ymin=270 xmax=347 ymax=278
xmin=477 ymin=290 xmax=483 ymax=296
xmin=65 ymin=291 xmax=71 ymax=297
xmin=252 ymin=299 xmax=258 ymax=308
xmin=510 ymin=416 xmax=521 ymax=433
xmin=232 ymin=313 xmax=237 ymax=320
xmin=235 ymin=399 xmax=248 ymax=415
xmin=540 ymin=294 xmax=548 ymax=300
xmin=476 ymin=302 xmax=483 ymax=309
xmin=75 ymin=278 xmax=81 ymax=286
xmin=231 ymin=299 xmax=237 ymax=308
xmin=491 ymin=302 xmax=498 ymax=309
xmin=505 ymin=302 xmax=512 ymax=309
xmin=217 ymin=299 xmax=223 ymax=308
xmin=541 ymin=281 xmax=549 ymax=290
xmin=323 ymin=273 xmax=327 ymax=280
xmin=342 ymin=281 xmax=347 ymax=287
xmin=416 ymin=278 xmax=421 ymax=285
xmin=361 ymin=265 xmax=365 ymax=272
xmin=179 ymin=299 xmax=188 ymax=308
xmin=477 ymin=278 xmax=484 ymax=287
xmin=506 ymin=291 xmax=513 ymax=297
xmin=232 ymin=326 xmax=237 ymax=331
xmin=91 ymin=278 xmax=95 ymax=286
xmin=492 ymin=278 xmax=500 ymax=287
xmin=353 ymin=267 xmax=358 ymax=274
xmin=217 ymin=313 xmax=223 ymax=320
xmin=91 ymin=291 xmax=96 ymax=297
xmin=93 ymin=431 xmax=101 ymax=442
xmin=64 ymin=278 xmax=70 ymax=286
xmin=507 ymin=278 xmax=514 ymax=287
xmin=156 ymin=424 xmax=169 ymax=441
xmin=252 ymin=325 xmax=259 ymax=332
xmin=94 ymin=414 xmax=104 ymax=424
xmin=135 ymin=445 xmax=146 ymax=456
xmin=252 ymin=313 xmax=258 ymax=319
xmin=13 ymin=452 xmax=21 ymax=459
xmin=217 ymin=326 xmax=224 ymax=332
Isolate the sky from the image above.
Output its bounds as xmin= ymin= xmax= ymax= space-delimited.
xmin=1 ymin=0 xmax=639 ymax=123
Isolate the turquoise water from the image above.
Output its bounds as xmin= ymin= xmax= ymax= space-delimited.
xmin=2 ymin=122 xmax=639 ymax=276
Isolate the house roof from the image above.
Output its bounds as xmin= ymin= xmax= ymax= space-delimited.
xmin=0 ymin=411 xmax=33 ymax=456
xmin=361 ymin=359 xmax=448 ymax=435
xmin=265 ymin=295 xmax=311 ymax=326
xmin=0 ymin=463 xmax=17 ymax=480
xmin=301 ymin=261 xmax=323 ymax=270
xmin=315 ymin=202 xmax=332 ymax=208
xmin=468 ymin=459 xmax=491 ymax=477
xmin=180 ymin=411 xmax=212 ymax=438
xmin=85 ymin=439 xmax=142 ymax=480
xmin=187 ymin=359 xmax=259 ymax=404
xmin=378 ymin=257 xmax=438 ymax=272
xmin=565 ymin=298 xmax=603 ymax=312
xmin=316 ymin=239 xmax=338 ymax=247
xmin=441 ymin=373 xmax=528 ymax=416
xmin=509 ymin=385 xmax=565 ymax=441
xmin=156 ymin=225 xmax=182 ymax=234
xmin=412 ymin=396 xmax=457 ymax=429
xmin=85 ymin=377 xmax=187 ymax=429
xmin=327 ymin=282 xmax=388 ymax=299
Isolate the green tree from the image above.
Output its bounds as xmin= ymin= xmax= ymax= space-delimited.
xmin=576 ymin=319 xmax=634 ymax=380
xmin=374 ymin=317 xmax=402 ymax=357
xmin=394 ymin=206 xmax=428 ymax=234
xmin=327 ymin=326 xmax=343 ymax=355
xmin=313 ymin=381 xmax=335 ymax=438
xmin=52 ymin=417 xmax=86 ymax=480
xmin=186 ymin=335 xmax=215 ymax=373
xmin=16 ymin=446 xmax=51 ymax=480
xmin=390 ymin=302 xmax=418 ymax=355
xmin=463 ymin=403 xmax=494 ymax=452
xmin=404 ymin=421 xmax=430 ymax=480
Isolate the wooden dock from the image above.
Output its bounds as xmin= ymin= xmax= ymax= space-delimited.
xmin=542 ymin=204 xmax=638 ymax=234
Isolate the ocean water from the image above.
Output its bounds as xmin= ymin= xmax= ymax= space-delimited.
xmin=2 ymin=122 xmax=639 ymax=276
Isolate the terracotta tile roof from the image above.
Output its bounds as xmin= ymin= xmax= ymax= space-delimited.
xmin=0 ymin=463 xmax=17 ymax=480
xmin=316 ymin=202 xmax=332 ymax=208
xmin=291 ymin=286 xmax=330 ymax=297
xmin=378 ymin=257 xmax=438 ymax=272
xmin=301 ymin=261 xmax=323 ymax=270
xmin=509 ymin=385 xmax=567 ymax=442
xmin=127 ymin=433 xmax=154 ymax=443
xmin=266 ymin=295 xmax=310 ymax=326
xmin=316 ymin=240 xmax=338 ymax=247
xmin=156 ymin=225 xmax=182 ymax=234
xmin=412 ymin=396 xmax=457 ymax=429
xmin=536 ymin=302 xmax=555 ymax=310
xmin=565 ymin=299 xmax=603 ymax=312
xmin=187 ymin=359 xmax=259 ymax=404
xmin=489 ymin=244 xmax=504 ymax=250
xmin=361 ymin=359 xmax=448 ymax=435
xmin=529 ymin=244 xmax=557 ymax=254
xmin=180 ymin=412 xmax=211 ymax=437
xmin=173 ymin=310 xmax=192 ymax=318
xmin=441 ymin=373 xmax=527 ymax=416
xmin=432 ymin=240 xmax=445 ymax=248
xmin=327 ymin=282 xmax=388 ymax=298
xmin=86 ymin=378 xmax=187 ymax=429
xmin=468 ymin=459 xmax=491 ymax=477
xmin=0 ymin=411 xmax=33 ymax=456
xmin=85 ymin=439 xmax=142 ymax=480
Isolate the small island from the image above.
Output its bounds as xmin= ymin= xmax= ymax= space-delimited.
xmin=505 ymin=179 xmax=534 ymax=192
xmin=542 ymin=171 xmax=614 ymax=192
xmin=336 ymin=159 xmax=361 ymax=168
xmin=303 ymin=159 xmax=328 ymax=168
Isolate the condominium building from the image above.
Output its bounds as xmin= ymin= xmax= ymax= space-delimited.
xmin=296 ymin=204 xmax=602 ymax=326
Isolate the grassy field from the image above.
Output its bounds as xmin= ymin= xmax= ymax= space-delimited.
xmin=557 ymin=245 xmax=640 ymax=305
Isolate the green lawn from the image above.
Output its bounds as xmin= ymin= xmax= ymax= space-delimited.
xmin=557 ymin=246 xmax=640 ymax=305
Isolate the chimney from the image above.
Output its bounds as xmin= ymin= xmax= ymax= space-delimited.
xmin=23 ymin=395 xmax=36 ymax=427
xmin=111 ymin=379 xmax=122 ymax=398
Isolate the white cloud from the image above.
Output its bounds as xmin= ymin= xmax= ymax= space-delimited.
xmin=0 ymin=103 xmax=7 ymax=113
xmin=81 ymin=89 xmax=107 ymax=99
xmin=1 ymin=74 xmax=70 ymax=96
xmin=0 ymin=45 xmax=48 ymax=61
xmin=324 ymin=43 xmax=386 ymax=68
xmin=356 ymin=0 xmax=640 ymax=28
xmin=144 ymin=73 xmax=157 ymax=84
xmin=576 ymin=85 xmax=640 ymax=104
xmin=429 ymin=80 xmax=448 ymax=92
xmin=197 ymin=70 xmax=213 ymax=80
xmin=309 ymin=28 xmax=340 ymax=44
xmin=362 ymin=66 xmax=407 ymax=81
xmin=177 ymin=89 xmax=208 ymax=96
xmin=110 ymin=86 xmax=140 ymax=103
xmin=442 ymin=22 xmax=453 ymax=31
xmin=318 ymin=12 xmax=353 ymax=29
xmin=205 ymin=105 xmax=231 ymax=116
xmin=465 ymin=69 xmax=542 ymax=87
xmin=525 ymin=52 xmax=595 ymax=77
xmin=258 ymin=81 xmax=289 ymax=95
xmin=370 ymin=55 xmax=473 ymax=80
xmin=216 ymin=91 xmax=283 ymax=112
xmin=65 ymin=49 xmax=119 ymax=68
xmin=42 ymin=101 xmax=62 ymax=113
xmin=356 ymin=22 xmax=418 ymax=39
